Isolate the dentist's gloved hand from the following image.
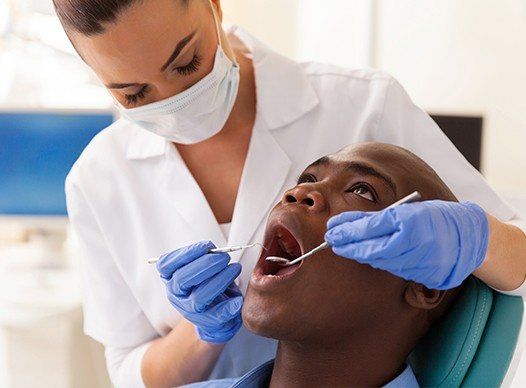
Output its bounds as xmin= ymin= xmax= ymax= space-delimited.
xmin=325 ymin=200 xmax=490 ymax=290
xmin=157 ymin=241 xmax=243 ymax=343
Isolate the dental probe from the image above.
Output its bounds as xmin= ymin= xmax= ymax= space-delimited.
xmin=147 ymin=243 xmax=266 ymax=265
xmin=266 ymin=191 xmax=422 ymax=267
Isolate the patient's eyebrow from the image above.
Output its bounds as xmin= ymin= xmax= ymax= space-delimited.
xmin=345 ymin=162 xmax=397 ymax=194
xmin=308 ymin=156 xmax=331 ymax=168
xmin=306 ymin=157 xmax=397 ymax=194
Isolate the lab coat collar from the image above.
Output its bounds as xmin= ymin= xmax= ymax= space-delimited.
xmin=125 ymin=25 xmax=319 ymax=160
xmin=230 ymin=25 xmax=320 ymax=130
xmin=125 ymin=125 xmax=167 ymax=160
xmin=154 ymin=118 xmax=293 ymax=258
xmin=227 ymin=118 xmax=292 ymax=260
xmin=160 ymin=144 xmax=228 ymax=248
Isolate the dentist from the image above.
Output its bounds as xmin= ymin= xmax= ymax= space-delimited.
xmin=56 ymin=0 xmax=526 ymax=387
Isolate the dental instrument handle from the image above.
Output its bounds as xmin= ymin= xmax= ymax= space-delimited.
xmin=388 ymin=191 xmax=421 ymax=208
xmin=210 ymin=243 xmax=264 ymax=254
xmin=299 ymin=241 xmax=329 ymax=261
xmin=148 ymin=243 xmax=265 ymax=264
xmin=209 ymin=246 xmax=239 ymax=253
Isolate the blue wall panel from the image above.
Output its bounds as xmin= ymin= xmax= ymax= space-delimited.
xmin=0 ymin=112 xmax=114 ymax=216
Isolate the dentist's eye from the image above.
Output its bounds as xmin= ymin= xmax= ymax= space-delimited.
xmin=347 ymin=183 xmax=377 ymax=202
xmin=124 ymin=85 xmax=149 ymax=106
xmin=297 ymin=173 xmax=317 ymax=185
xmin=175 ymin=54 xmax=202 ymax=76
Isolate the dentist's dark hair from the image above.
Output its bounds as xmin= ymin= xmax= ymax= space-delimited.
xmin=52 ymin=0 xmax=189 ymax=36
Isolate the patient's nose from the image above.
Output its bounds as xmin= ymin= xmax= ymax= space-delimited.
xmin=282 ymin=186 xmax=327 ymax=212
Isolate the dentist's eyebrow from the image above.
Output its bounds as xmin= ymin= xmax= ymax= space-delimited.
xmin=160 ymin=29 xmax=198 ymax=71
xmin=106 ymin=82 xmax=142 ymax=90
xmin=345 ymin=162 xmax=397 ymax=194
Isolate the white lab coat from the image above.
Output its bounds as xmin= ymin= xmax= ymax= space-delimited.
xmin=65 ymin=26 xmax=525 ymax=388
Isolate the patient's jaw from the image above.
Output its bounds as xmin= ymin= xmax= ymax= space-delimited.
xmin=242 ymin=142 xmax=460 ymax=386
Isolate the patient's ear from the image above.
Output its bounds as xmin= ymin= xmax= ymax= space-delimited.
xmin=404 ymin=282 xmax=445 ymax=309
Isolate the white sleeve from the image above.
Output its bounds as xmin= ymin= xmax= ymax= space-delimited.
xmin=493 ymin=281 xmax=526 ymax=297
xmin=66 ymin=173 xmax=158 ymax=384
xmin=373 ymin=76 xmax=526 ymax=297
xmin=374 ymin=77 xmax=517 ymax=220
xmin=105 ymin=343 xmax=152 ymax=388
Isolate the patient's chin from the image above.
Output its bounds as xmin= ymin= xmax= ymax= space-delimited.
xmin=242 ymin=296 xmax=299 ymax=340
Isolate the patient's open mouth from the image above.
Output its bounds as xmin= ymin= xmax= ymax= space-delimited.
xmin=260 ymin=224 xmax=303 ymax=277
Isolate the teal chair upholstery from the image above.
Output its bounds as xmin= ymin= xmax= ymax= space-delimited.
xmin=408 ymin=277 xmax=523 ymax=387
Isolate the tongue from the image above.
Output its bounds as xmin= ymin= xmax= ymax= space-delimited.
xmin=275 ymin=263 xmax=300 ymax=276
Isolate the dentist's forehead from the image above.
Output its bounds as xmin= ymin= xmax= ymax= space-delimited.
xmin=69 ymin=0 xmax=200 ymax=81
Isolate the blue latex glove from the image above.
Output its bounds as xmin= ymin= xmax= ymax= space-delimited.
xmin=325 ymin=201 xmax=489 ymax=290
xmin=157 ymin=240 xmax=243 ymax=343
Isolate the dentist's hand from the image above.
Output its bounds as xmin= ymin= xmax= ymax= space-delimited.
xmin=157 ymin=241 xmax=243 ymax=343
xmin=324 ymin=200 xmax=490 ymax=290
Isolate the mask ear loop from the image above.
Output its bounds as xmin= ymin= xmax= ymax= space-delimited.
xmin=208 ymin=0 xmax=238 ymax=66
xmin=209 ymin=0 xmax=223 ymax=48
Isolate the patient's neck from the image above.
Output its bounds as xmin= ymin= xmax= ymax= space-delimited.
xmin=270 ymin=323 xmax=416 ymax=388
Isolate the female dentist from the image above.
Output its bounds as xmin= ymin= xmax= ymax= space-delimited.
xmin=55 ymin=0 xmax=526 ymax=387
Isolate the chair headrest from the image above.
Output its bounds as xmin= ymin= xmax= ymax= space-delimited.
xmin=409 ymin=277 xmax=523 ymax=387
xmin=409 ymin=277 xmax=492 ymax=386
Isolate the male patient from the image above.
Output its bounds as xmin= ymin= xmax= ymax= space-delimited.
xmin=188 ymin=142 xmax=463 ymax=387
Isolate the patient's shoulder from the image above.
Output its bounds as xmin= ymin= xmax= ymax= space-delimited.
xmin=302 ymin=62 xmax=394 ymax=84
xmin=300 ymin=62 xmax=398 ymax=106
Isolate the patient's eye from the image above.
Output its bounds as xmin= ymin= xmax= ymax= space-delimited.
xmin=347 ymin=183 xmax=377 ymax=202
xmin=297 ymin=173 xmax=317 ymax=184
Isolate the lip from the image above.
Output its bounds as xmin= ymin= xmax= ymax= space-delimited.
xmin=250 ymin=210 xmax=307 ymax=292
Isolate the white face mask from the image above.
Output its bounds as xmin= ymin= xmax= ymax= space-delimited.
xmin=118 ymin=1 xmax=240 ymax=145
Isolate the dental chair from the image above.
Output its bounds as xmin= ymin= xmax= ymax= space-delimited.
xmin=409 ymin=277 xmax=524 ymax=387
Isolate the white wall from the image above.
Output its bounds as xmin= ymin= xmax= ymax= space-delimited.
xmin=222 ymin=0 xmax=301 ymax=58
xmin=222 ymin=0 xmax=374 ymax=68
xmin=372 ymin=0 xmax=526 ymax=190
xmin=223 ymin=0 xmax=526 ymax=191
xmin=296 ymin=0 xmax=374 ymax=68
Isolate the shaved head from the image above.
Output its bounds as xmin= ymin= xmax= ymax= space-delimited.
xmin=331 ymin=142 xmax=457 ymax=203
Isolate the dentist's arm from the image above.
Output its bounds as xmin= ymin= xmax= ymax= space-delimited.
xmin=142 ymin=241 xmax=244 ymax=387
xmin=141 ymin=320 xmax=225 ymax=387
xmin=370 ymin=75 xmax=526 ymax=294
xmin=104 ymin=322 xmax=223 ymax=388
xmin=473 ymin=215 xmax=526 ymax=291
xmin=325 ymin=201 xmax=526 ymax=292
xmin=67 ymin=179 xmax=235 ymax=388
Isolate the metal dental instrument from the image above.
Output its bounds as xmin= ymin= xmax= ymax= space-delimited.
xmin=147 ymin=243 xmax=266 ymax=265
xmin=266 ymin=191 xmax=422 ymax=267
